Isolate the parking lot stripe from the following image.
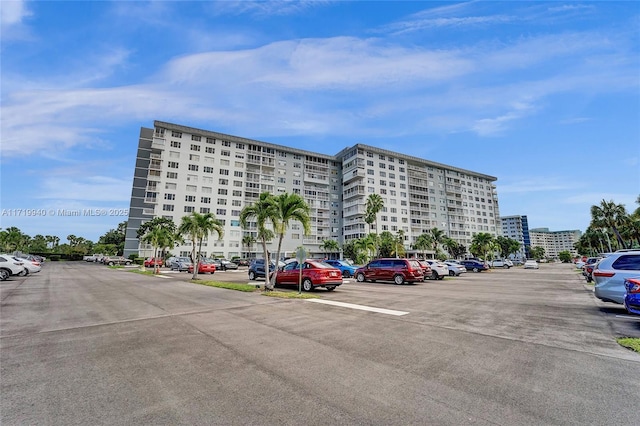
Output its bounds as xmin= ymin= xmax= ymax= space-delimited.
xmin=307 ymin=299 xmax=409 ymax=316
xmin=614 ymin=314 xmax=640 ymax=322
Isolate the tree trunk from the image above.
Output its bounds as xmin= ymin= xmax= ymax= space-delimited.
xmin=191 ymin=240 xmax=198 ymax=280
xmin=262 ymin=240 xmax=273 ymax=290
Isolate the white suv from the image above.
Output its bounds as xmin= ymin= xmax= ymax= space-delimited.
xmin=0 ymin=254 xmax=26 ymax=280
xmin=491 ymin=259 xmax=513 ymax=268
xmin=425 ymin=260 xmax=449 ymax=280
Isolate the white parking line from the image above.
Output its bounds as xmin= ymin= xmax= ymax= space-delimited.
xmin=614 ymin=314 xmax=640 ymax=322
xmin=307 ymin=299 xmax=409 ymax=316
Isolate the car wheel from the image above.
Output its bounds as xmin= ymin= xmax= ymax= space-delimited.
xmin=326 ymin=286 xmax=336 ymax=291
xmin=126 ymin=262 xmax=132 ymax=266
xmin=473 ymin=267 xmax=479 ymax=272
xmin=342 ymin=270 xmax=351 ymax=278
xmin=0 ymin=269 xmax=9 ymax=281
xmin=356 ymin=273 xmax=365 ymax=282
xmin=438 ymin=275 xmax=444 ymax=280
xmin=108 ymin=262 xmax=114 ymax=266
xmin=302 ymin=278 xmax=313 ymax=292
xmin=431 ymin=271 xmax=438 ymax=280
xmin=17 ymin=269 xmax=27 ymax=277
xmin=449 ymin=270 xmax=455 ymax=276
xmin=393 ymin=274 xmax=404 ymax=285
xmin=249 ymin=271 xmax=256 ymax=280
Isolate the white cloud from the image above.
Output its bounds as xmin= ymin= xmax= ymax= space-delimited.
xmin=37 ymin=176 xmax=132 ymax=202
xmin=1 ymin=0 xmax=31 ymax=25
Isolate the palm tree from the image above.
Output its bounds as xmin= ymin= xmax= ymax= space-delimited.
xmin=240 ymin=192 xmax=279 ymax=290
xmin=354 ymin=234 xmax=378 ymax=264
xmin=428 ymin=228 xmax=447 ymax=258
xmin=272 ymin=193 xmax=311 ymax=275
xmin=365 ymin=194 xmax=384 ymax=234
xmin=137 ymin=217 xmax=179 ymax=274
xmin=393 ymin=230 xmax=406 ymax=258
xmin=179 ymin=212 xmax=224 ymax=280
xmin=412 ymin=233 xmax=432 ymax=258
xmin=321 ymin=239 xmax=340 ymax=259
xmin=242 ymin=234 xmax=256 ymax=259
xmin=470 ymin=232 xmax=496 ymax=263
xmin=590 ymin=199 xmax=628 ymax=249
xmin=442 ymin=237 xmax=459 ymax=259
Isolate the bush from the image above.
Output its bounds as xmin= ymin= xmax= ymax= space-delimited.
xmin=134 ymin=258 xmax=144 ymax=265
xmin=49 ymin=255 xmax=61 ymax=262
xmin=128 ymin=253 xmax=139 ymax=260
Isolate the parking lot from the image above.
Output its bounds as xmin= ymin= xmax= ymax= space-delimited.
xmin=1 ymin=261 xmax=639 ymax=425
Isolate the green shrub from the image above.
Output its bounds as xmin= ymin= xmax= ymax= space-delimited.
xmin=128 ymin=253 xmax=139 ymax=260
xmin=49 ymin=255 xmax=61 ymax=262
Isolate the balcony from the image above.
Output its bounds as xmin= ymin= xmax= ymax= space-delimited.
xmin=152 ymin=136 xmax=165 ymax=149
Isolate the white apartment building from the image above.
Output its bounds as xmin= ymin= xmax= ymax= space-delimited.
xmin=124 ymin=121 xmax=500 ymax=259
xmin=529 ymin=228 xmax=581 ymax=258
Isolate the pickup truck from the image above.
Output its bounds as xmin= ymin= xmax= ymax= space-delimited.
xmin=490 ymin=259 xmax=513 ymax=268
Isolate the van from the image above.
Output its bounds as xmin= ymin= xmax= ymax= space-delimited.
xmin=355 ymin=258 xmax=424 ymax=285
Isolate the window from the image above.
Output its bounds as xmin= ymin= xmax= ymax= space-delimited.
xmin=216 ymin=209 xmax=227 ymax=215
xmin=166 ymin=172 xmax=178 ymax=179
xmin=171 ymin=131 xmax=182 ymax=137
xmin=188 ymin=164 xmax=199 ymax=171
xmin=170 ymin=141 xmax=181 ymax=148
xmin=218 ymin=188 xmax=228 ymax=195
xmin=189 ymin=154 xmax=200 ymax=161
xmin=165 ymin=183 xmax=177 ymax=190
xmin=206 ymin=137 xmax=215 ymax=144
xmin=201 ymin=197 xmax=211 ymax=203
xmin=221 ymin=150 xmax=231 ymax=157
xmin=218 ymin=199 xmax=227 ymax=205
xmin=164 ymin=193 xmax=175 ymax=200
xmin=190 ymin=144 xmax=201 ymax=151
xmin=200 ymin=207 xmax=210 ymax=214
xmin=167 ymin=161 xmax=179 ymax=169
xmin=220 ymin=169 xmax=229 ymax=175
xmin=232 ymin=200 xmax=242 ymax=206
xmin=185 ymin=195 xmax=196 ymax=202
xmin=186 ymin=185 xmax=197 ymax=192
xmin=219 ymin=179 xmax=228 ymax=185
xmin=191 ymin=135 xmax=201 ymax=141
xmin=184 ymin=206 xmax=195 ymax=213
xmin=202 ymin=186 xmax=212 ymax=193
xmin=233 ymin=190 xmax=242 ymax=197
xmin=234 ymin=171 xmax=243 ymax=177
xmin=205 ymin=147 xmax=215 ymax=154
xmin=162 ymin=204 xmax=174 ymax=211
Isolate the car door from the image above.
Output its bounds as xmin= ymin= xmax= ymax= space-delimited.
xmin=277 ymin=261 xmax=298 ymax=284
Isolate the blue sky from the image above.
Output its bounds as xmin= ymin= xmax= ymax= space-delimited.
xmin=1 ymin=1 xmax=639 ymax=242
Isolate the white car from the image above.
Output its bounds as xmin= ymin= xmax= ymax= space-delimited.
xmin=523 ymin=260 xmax=539 ymax=269
xmin=490 ymin=259 xmax=513 ymax=268
xmin=425 ymin=260 xmax=449 ymax=280
xmin=14 ymin=256 xmax=42 ymax=275
xmin=0 ymin=254 xmax=26 ymax=280
xmin=444 ymin=261 xmax=467 ymax=276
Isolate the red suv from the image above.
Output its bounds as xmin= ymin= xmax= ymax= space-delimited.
xmin=355 ymin=258 xmax=425 ymax=285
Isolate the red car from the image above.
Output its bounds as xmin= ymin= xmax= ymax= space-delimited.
xmin=188 ymin=261 xmax=216 ymax=274
xmin=144 ymin=257 xmax=163 ymax=267
xmin=272 ymin=259 xmax=342 ymax=291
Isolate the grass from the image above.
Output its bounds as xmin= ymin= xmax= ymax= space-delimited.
xmin=617 ymin=337 xmax=640 ymax=353
xmin=261 ymin=291 xmax=319 ymax=299
xmin=191 ymin=280 xmax=261 ymax=292
xmin=108 ymin=265 xmax=124 ymax=269
xmin=128 ymin=269 xmax=156 ymax=276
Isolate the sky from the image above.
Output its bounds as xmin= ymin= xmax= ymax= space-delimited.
xmin=1 ymin=1 xmax=639 ymax=242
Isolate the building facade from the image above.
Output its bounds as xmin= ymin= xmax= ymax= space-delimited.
xmin=529 ymin=228 xmax=581 ymax=258
xmin=500 ymin=215 xmax=531 ymax=260
xmin=124 ymin=121 xmax=500 ymax=260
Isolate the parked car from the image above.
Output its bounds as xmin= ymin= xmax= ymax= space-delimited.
xmin=624 ymin=277 xmax=640 ymax=315
xmin=248 ymin=259 xmax=276 ymax=280
xmin=593 ymin=251 xmax=640 ymax=305
xmin=103 ymin=256 xmax=132 ymax=266
xmin=166 ymin=256 xmax=191 ymax=269
xmin=272 ymin=259 xmax=342 ymax=291
xmin=144 ymin=257 xmax=164 ymax=268
xmin=581 ymin=257 xmax=602 ymax=282
xmin=189 ymin=260 xmax=216 ymax=274
xmin=0 ymin=254 xmax=26 ymax=280
xmin=355 ymin=258 xmax=424 ymax=285
xmin=219 ymin=259 xmax=239 ymax=271
xmin=460 ymin=260 xmax=489 ymax=272
xmin=13 ymin=256 xmax=41 ymax=275
xmin=324 ymin=259 xmax=358 ymax=278
xmin=171 ymin=259 xmax=193 ymax=272
xmin=232 ymin=258 xmax=250 ymax=266
xmin=416 ymin=260 xmax=433 ymax=279
xmin=490 ymin=259 xmax=513 ymax=269
xmin=424 ymin=260 xmax=448 ymax=280
xmin=523 ymin=260 xmax=540 ymax=269
xmin=444 ymin=261 xmax=467 ymax=276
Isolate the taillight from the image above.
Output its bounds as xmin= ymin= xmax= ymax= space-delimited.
xmin=592 ymin=271 xmax=615 ymax=278
xmin=625 ymin=278 xmax=640 ymax=293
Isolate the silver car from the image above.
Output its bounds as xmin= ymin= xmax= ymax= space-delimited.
xmin=593 ymin=251 xmax=640 ymax=304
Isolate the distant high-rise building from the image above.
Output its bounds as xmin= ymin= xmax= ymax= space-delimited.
xmin=124 ymin=121 xmax=501 ymax=259
xmin=500 ymin=215 xmax=531 ymax=259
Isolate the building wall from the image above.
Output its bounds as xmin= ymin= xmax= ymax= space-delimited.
xmin=500 ymin=215 xmax=530 ymax=259
xmin=125 ymin=121 xmax=500 ymax=260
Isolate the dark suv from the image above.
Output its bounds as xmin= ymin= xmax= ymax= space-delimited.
xmin=248 ymin=259 xmax=276 ymax=280
xmin=355 ymin=258 xmax=424 ymax=285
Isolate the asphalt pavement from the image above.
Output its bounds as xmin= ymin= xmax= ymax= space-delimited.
xmin=1 ymin=261 xmax=639 ymax=425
